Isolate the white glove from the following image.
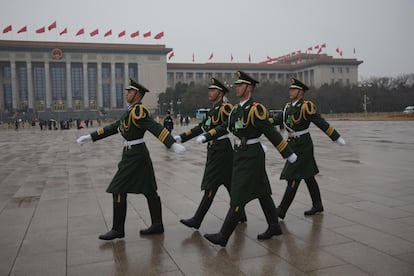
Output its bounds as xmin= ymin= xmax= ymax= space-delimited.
xmin=76 ymin=134 xmax=92 ymax=145
xmin=261 ymin=143 xmax=268 ymax=153
xmin=174 ymin=135 xmax=182 ymax=143
xmin=287 ymin=153 xmax=298 ymax=164
xmin=196 ymin=135 xmax=206 ymax=144
xmin=171 ymin=143 xmax=186 ymax=154
xmin=335 ymin=137 xmax=346 ymax=146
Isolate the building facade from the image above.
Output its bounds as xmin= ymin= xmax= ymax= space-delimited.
xmin=0 ymin=40 xmax=171 ymax=116
xmin=0 ymin=40 xmax=362 ymax=119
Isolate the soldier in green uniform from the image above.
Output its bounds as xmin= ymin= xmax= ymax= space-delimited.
xmin=197 ymin=71 xmax=298 ymax=247
xmin=174 ymin=78 xmax=246 ymax=230
xmin=271 ymin=78 xmax=346 ymax=219
xmin=76 ymin=78 xmax=186 ymax=240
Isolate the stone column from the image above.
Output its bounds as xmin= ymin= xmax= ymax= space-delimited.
xmin=97 ymin=61 xmax=103 ymax=109
xmin=110 ymin=62 xmax=116 ymax=108
xmin=66 ymin=61 xmax=72 ymax=109
xmin=82 ymin=58 xmax=88 ymax=109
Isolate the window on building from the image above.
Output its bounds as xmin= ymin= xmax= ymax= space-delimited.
xmin=116 ymin=83 xmax=124 ymax=108
xmin=339 ymin=67 xmax=343 ymax=73
xmin=71 ymin=64 xmax=83 ymax=99
xmin=3 ymin=83 xmax=12 ymax=111
xmin=331 ymin=79 xmax=335 ymax=84
xmin=346 ymin=79 xmax=350 ymax=86
xmin=50 ymin=64 xmax=66 ymax=100
xmin=176 ymin=72 xmax=183 ymax=80
xmin=115 ymin=64 xmax=123 ymax=79
xmin=102 ymin=64 xmax=110 ymax=79
xmin=89 ymin=100 xmax=97 ymax=110
xmin=102 ymin=83 xmax=110 ymax=108
xmin=88 ymin=65 xmax=97 ymax=100
xmin=128 ymin=64 xmax=137 ymax=80
xmin=206 ymin=72 xmax=212 ymax=79
xmin=2 ymin=64 xmax=11 ymax=78
xmin=53 ymin=100 xmax=65 ymax=111
xmin=196 ymin=72 xmax=204 ymax=80
xmin=331 ymin=67 xmax=335 ymax=73
xmin=186 ymin=72 xmax=193 ymax=79
xmin=73 ymin=100 xmax=82 ymax=111
xmin=346 ymin=67 xmax=350 ymax=73
xmin=33 ymin=65 xmax=45 ymax=101
xmin=17 ymin=63 xmax=28 ymax=103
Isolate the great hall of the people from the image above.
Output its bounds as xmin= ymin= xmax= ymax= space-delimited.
xmin=0 ymin=40 xmax=362 ymax=118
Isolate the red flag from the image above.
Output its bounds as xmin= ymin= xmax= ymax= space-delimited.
xmin=130 ymin=31 xmax=139 ymax=38
xmin=298 ymin=55 xmax=302 ymax=62
xmin=90 ymin=29 xmax=99 ymax=37
xmin=118 ymin=30 xmax=126 ymax=37
xmin=336 ymin=48 xmax=340 ymax=53
xmin=154 ymin=31 xmax=164 ymax=39
xmin=59 ymin=28 xmax=67 ymax=35
xmin=36 ymin=27 xmax=46 ymax=34
xmin=143 ymin=31 xmax=151 ymax=37
xmin=168 ymin=51 xmax=174 ymax=60
xmin=104 ymin=29 xmax=112 ymax=37
xmin=231 ymin=54 xmax=234 ymax=62
xmin=317 ymin=47 xmax=322 ymax=54
xmin=307 ymin=46 xmax=312 ymax=51
xmin=76 ymin=28 xmax=85 ymax=36
xmin=17 ymin=26 xmax=27 ymax=34
xmin=3 ymin=25 xmax=12 ymax=33
xmin=48 ymin=21 xmax=56 ymax=31
xmin=340 ymin=51 xmax=343 ymax=56
xmin=208 ymin=52 xmax=214 ymax=61
xmin=321 ymin=43 xmax=326 ymax=48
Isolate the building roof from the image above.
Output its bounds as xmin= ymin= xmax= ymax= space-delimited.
xmin=0 ymin=40 xmax=172 ymax=55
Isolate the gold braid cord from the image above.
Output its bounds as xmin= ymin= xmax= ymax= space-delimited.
xmin=291 ymin=101 xmax=316 ymax=124
xmin=122 ymin=105 xmax=147 ymax=131
xmin=244 ymin=102 xmax=268 ymax=127
xmin=211 ymin=103 xmax=233 ymax=124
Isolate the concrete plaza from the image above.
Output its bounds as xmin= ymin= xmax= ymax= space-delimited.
xmin=0 ymin=120 xmax=413 ymax=275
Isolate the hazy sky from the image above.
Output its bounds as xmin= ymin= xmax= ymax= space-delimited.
xmin=1 ymin=0 xmax=413 ymax=79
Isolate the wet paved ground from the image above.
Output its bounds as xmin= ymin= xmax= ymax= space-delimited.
xmin=0 ymin=120 xmax=413 ymax=276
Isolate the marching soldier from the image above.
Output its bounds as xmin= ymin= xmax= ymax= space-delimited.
xmin=271 ymin=78 xmax=345 ymax=219
xmin=197 ymin=71 xmax=297 ymax=247
xmin=76 ymin=78 xmax=185 ymax=240
xmin=163 ymin=111 xmax=174 ymax=132
xmin=174 ymin=78 xmax=246 ymax=230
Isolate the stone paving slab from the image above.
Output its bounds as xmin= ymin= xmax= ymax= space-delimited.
xmin=0 ymin=121 xmax=413 ymax=275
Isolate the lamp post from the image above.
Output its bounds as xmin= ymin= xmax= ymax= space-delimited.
xmin=177 ymin=98 xmax=181 ymax=116
xmin=358 ymin=82 xmax=372 ymax=116
xmin=170 ymin=100 xmax=174 ymax=116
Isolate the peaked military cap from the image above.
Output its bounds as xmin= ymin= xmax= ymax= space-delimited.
xmin=208 ymin=77 xmax=229 ymax=93
xmin=289 ymin=78 xmax=309 ymax=91
xmin=234 ymin=70 xmax=259 ymax=86
xmin=125 ymin=78 xmax=149 ymax=93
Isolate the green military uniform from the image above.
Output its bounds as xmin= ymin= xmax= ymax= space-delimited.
xmin=271 ymin=78 xmax=343 ymax=219
xmin=203 ymin=71 xmax=295 ymax=247
xmin=204 ymin=98 xmax=293 ymax=206
xmin=91 ymin=103 xmax=175 ymax=195
xmin=180 ymin=100 xmax=233 ymax=192
xmin=274 ymin=99 xmax=340 ymax=180
xmin=178 ymin=77 xmax=240 ymax=230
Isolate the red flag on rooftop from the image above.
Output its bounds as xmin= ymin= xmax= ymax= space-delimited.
xmin=59 ymin=28 xmax=67 ymax=36
xmin=143 ymin=31 xmax=151 ymax=37
xmin=208 ymin=52 xmax=214 ymax=61
xmin=321 ymin=43 xmax=326 ymax=48
xmin=154 ymin=31 xmax=164 ymax=39
xmin=336 ymin=47 xmax=340 ymax=53
xmin=90 ymin=29 xmax=99 ymax=37
xmin=36 ymin=27 xmax=46 ymax=34
xmin=118 ymin=30 xmax=126 ymax=37
xmin=314 ymin=45 xmax=320 ymax=49
xmin=307 ymin=46 xmax=312 ymax=51
xmin=48 ymin=21 xmax=56 ymax=31
xmin=168 ymin=51 xmax=174 ymax=60
xmin=3 ymin=25 xmax=12 ymax=33
xmin=317 ymin=47 xmax=322 ymax=54
xmin=76 ymin=28 xmax=85 ymax=36
xmin=104 ymin=29 xmax=112 ymax=37
xmin=17 ymin=26 xmax=27 ymax=34
xmin=130 ymin=31 xmax=139 ymax=38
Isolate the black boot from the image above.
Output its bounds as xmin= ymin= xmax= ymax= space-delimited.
xmin=180 ymin=190 xmax=215 ymax=229
xmin=99 ymin=193 xmax=126 ymax=240
xmin=140 ymin=194 xmax=164 ymax=235
xmin=204 ymin=207 xmax=240 ymax=247
xmin=257 ymin=196 xmax=282 ymax=240
xmin=277 ymin=179 xmax=300 ymax=219
xmin=238 ymin=208 xmax=247 ymax=223
xmin=304 ymin=177 xmax=324 ymax=216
